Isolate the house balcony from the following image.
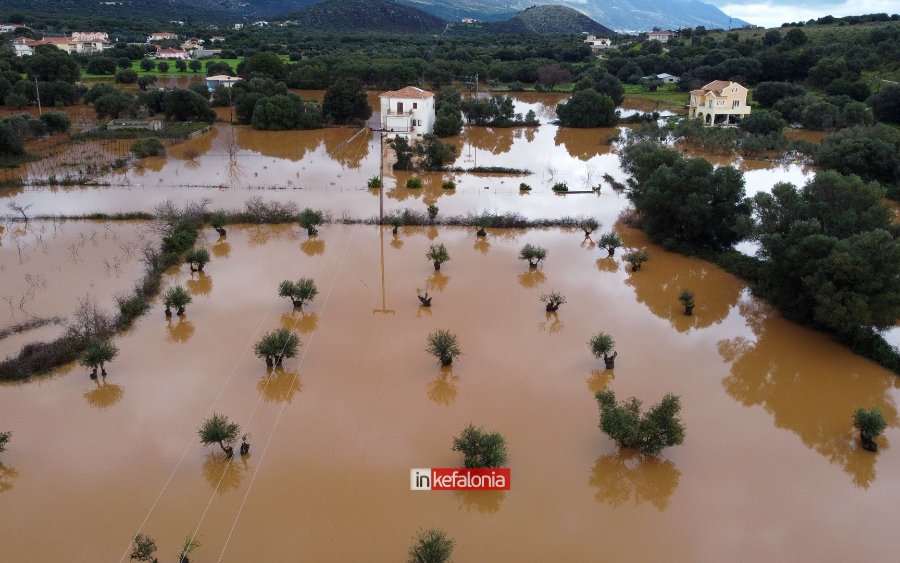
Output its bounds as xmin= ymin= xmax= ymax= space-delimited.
xmin=383 ymin=110 xmax=414 ymax=116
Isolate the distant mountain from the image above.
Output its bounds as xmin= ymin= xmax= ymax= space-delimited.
xmin=280 ymin=0 xmax=446 ymax=33
xmin=477 ymin=5 xmax=614 ymax=35
xmin=397 ymin=0 xmax=749 ymax=32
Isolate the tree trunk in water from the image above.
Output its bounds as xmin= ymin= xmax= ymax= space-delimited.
xmin=684 ymin=305 xmax=694 ymax=315
xmin=441 ymin=357 xmax=452 ymax=366
xmin=529 ymin=261 xmax=537 ymax=269
xmin=307 ymin=227 xmax=317 ymax=236
xmin=90 ymin=366 xmax=97 ymax=379
xmin=418 ymin=296 xmax=432 ymax=306
xmin=240 ymin=442 xmax=250 ymax=456
xmin=100 ymin=362 xmax=107 ymax=376
xmin=607 ymin=248 xmax=615 ymax=256
xmin=392 ymin=226 xmax=398 ymax=235
xmin=476 ymin=227 xmax=486 ymax=237
xmin=165 ymin=307 xmax=172 ymax=317
xmin=223 ymin=445 xmax=234 ymax=457
xmin=862 ymin=436 xmax=878 ymax=452
xmin=546 ymin=303 xmax=558 ymax=312
xmin=434 ymin=262 xmax=441 ymax=271
xmin=198 ymin=264 xmax=204 ymax=272
xmin=632 ymin=264 xmax=641 ymax=272
xmin=216 ymin=227 xmax=227 ymax=236
xmin=292 ymin=300 xmax=302 ymax=308
xmin=177 ymin=306 xmax=185 ymax=315
xmin=265 ymin=357 xmax=273 ymax=367
xmin=189 ymin=265 xmax=197 ymax=273
xmin=604 ymin=351 xmax=617 ymax=369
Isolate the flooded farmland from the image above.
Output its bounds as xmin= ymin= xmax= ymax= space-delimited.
xmin=2 ymin=93 xmax=814 ymax=223
xmin=0 ymin=223 xmax=898 ymax=561
xmin=1 ymin=83 xmax=898 ymax=562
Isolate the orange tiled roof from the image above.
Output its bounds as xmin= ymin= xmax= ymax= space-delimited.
xmin=700 ymin=80 xmax=733 ymax=94
xmin=379 ymin=86 xmax=434 ymax=99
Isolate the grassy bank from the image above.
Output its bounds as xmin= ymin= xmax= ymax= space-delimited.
xmin=81 ymin=57 xmax=245 ymax=79
xmin=75 ymin=122 xmax=211 ymax=141
xmin=622 ymin=84 xmax=689 ymax=107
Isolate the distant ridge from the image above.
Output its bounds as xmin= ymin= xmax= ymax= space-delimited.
xmin=281 ymin=0 xmax=446 ymax=33
xmin=506 ymin=5 xmax=613 ymax=34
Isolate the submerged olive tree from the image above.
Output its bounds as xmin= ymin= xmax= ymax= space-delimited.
xmin=278 ymin=278 xmax=318 ymax=309
xmin=163 ymin=285 xmax=192 ymax=316
xmin=185 ymin=248 xmax=210 ymax=272
xmin=129 ymin=533 xmax=158 ymax=562
xmin=426 ymin=329 xmax=461 ymax=366
xmin=179 ymin=535 xmax=201 ymax=563
xmin=540 ymin=290 xmax=566 ymax=312
xmin=519 ymin=244 xmax=548 ymax=269
xmin=679 ymin=289 xmax=695 ymax=315
xmin=198 ymin=412 xmax=241 ymax=457
xmin=452 ymin=423 xmax=508 ymax=468
xmin=853 ymin=407 xmax=887 ymax=452
xmin=598 ymin=232 xmax=622 ymax=256
xmin=624 ymin=248 xmax=650 ymax=271
xmin=426 ymin=243 xmax=450 ymax=271
xmin=79 ymin=338 xmax=119 ymax=378
xmin=210 ymin=211 xmax=228 ymax=236
xmin=417 ymin=288 xmax=432 ymax=307
xmin=595 ymin=389 xmax=685 ymax=456
xmin=298 ymin=208 xmax=324 ymax=236
xmin=581 ymin=218 xmax=600 ymax=238
xmin=254 ymin=328 xmax=300 ymax=367
xmin=408 ymin=529 xmax=455 ymax=563
xmin=0 ymin=431 xmax=10 ymax=455
xmin=589 ymin=332 xmax=617 ymax=369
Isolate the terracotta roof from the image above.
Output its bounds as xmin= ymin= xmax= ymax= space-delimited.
xmin=700 ymin=80 xmax=733 ymax=93
xmin=379 ymin=86 xmax=434 ymax=99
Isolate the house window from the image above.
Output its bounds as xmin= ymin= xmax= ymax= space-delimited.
xmin=732 ymin=100 xmax=739 ymax=108
xmin=413 ymin=102 xmax=418 ymax=109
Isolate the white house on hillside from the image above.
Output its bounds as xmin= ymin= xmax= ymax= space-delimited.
xmin=378 ymin=86 xmax=435 ymax=137
xmin=648 ymin=30 xmax=675 ymax=42
xmin=13 ymin=32 xmax=110 ymax=55
xmin=584 ymin=35 xmax=612 ymax=50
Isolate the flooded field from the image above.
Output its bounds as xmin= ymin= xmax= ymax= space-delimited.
xmin=0 ymin=223 xmax=898 ymax=561
xmin=0 ymin=220 xmax=154 ymax=357
xmin=2 ymin=93 xmax=814 ymax=222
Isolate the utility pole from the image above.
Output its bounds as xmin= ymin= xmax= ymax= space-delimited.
xmin=379 ymin=131 xmax=384 ymax=225
xmin=34 ymin=77 xmax=42 ymax=115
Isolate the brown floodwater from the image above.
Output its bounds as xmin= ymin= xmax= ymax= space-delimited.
xmin=0 ymin=223 xmax=898 ymax=561
xmin=4 ymin=93 xmax=813 ymax=221
xmin=0 ymin=220 xmax=154 ymax=357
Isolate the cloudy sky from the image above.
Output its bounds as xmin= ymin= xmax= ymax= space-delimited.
xmin=712 ymin=0 xmax=900 ymax=28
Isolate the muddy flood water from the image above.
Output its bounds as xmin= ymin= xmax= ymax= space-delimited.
xmin=1 ymin=222 xmax=898 ymax=561
xmin=3 ymin=93 xmax=814 ymax=223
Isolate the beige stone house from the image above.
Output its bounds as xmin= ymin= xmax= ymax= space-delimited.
xmin=688 ymin=80 xmax=751 ymax=125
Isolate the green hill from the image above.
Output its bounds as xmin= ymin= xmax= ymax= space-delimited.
xmin=508 ymin=5 xmax=613 ymax=35
xmin=282 ymin=0 xmax=446 ymax=33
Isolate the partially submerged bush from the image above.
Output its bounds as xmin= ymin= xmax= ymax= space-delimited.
xmin=581 ymin=218 xmax=600 ymax=237
xmin=426 ymin=243 xmax=450 ymax=271
xmin=598 ymin=232 xmax=622 ymax=256
xmin=131 ymin=137 xmax=165 ymax=158
xmin=519 ymin=243 xmax=548 ymax=268
xmin=278 ymin=278 xmax=318 ymax=309
xmin=853 ymin=407 xmax=887 ymax=452
xmin=452 ymin=423 xmax=508 ymax=468
xmin=0 ymin=431 xmax=10 ymax=455
xmin=624 ymin=248 xmax=650 ymax=271
xmin=254 ymin=327 xmax=300 ymax=366
xmin=406 ymin=177 xmax=423 ymax=189
xmin=595 ymin=389 xmax=685 ymax=456
xmin=426 ymin=329 xmax=461 ymax=366
xmin=408 ymin=529 xmax=454 ymax=563
xmin=79 ymin=338 xmax=119 ymax=379
xmin=589 ymin=332 xmax=617 ymax=368
xmin=163 ymin=285 xmax=192 ymax=316
xmin=298 ymin=207 xmax=324 ymax=236
xmin=540 ymin=290 xmax=567 ymax=312
xmin=198 ymin=412 xmax=241 ymax=457
xmin=185 ymin=248 xmax=210 ymax=272
xmin=678 ymin=289 xmax=695 ymax=315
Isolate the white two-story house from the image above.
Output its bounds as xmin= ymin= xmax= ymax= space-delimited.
xmin=378 ymin=86 xmax=435 ymax=137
